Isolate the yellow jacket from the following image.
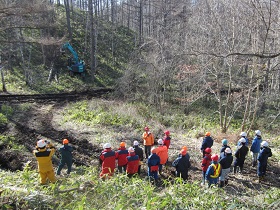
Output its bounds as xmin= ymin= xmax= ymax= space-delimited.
xmin=142 ymin=132 xmax=154 ymax=146
xmin=33 ymin=143 xmax=55 ymax=172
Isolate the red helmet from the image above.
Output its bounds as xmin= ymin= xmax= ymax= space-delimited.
xmin=144 ymin=126 xmax=149 ymax=131
xmin=205 ymin=148 xmax=211 ymax=154
xmin=211 ymin=154 xmax=219 ymax=162
xmin=164 ymin=130 xmax=170 ymax=135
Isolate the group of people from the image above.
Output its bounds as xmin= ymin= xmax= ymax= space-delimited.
xmin=32 ymin=127 xmax=272 ymax=187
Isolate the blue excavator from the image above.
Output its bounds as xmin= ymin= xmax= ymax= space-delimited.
xmin=61 ymin=42 xmax=85 ymax=77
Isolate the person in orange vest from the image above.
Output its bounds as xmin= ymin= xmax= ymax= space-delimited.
xmin=206 ymin=154 xmax=221 ymax=187
xmin=142 ymin=126 xmax=154 ymax=159
xmin=99 ymin=143 xmax=117 ymax=179
xmin=155 ymin=139 xmax=168 ymax=174
xmin=163 ymin=130 xmax=171 ymax=150
xmin=126 ymin=147 xmax=140 ymax=178
xmin=116 ymin=142 xmax=129 ymax=173
xmin=33 ymin=139 xmax=56 ymax=185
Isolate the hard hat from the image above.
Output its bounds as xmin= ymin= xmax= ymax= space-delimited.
xmin=222 ymin=139 xmax=228 ymax=145
xmin=205 ymin=132 xmax=211 ymax=136
xmin=182 ymin=146 xmax=188 ymax=151
xmin=180 ymin=149 xmax=187 ymax=156
xmin=240 ymin=138 xmax=246 ymax=143
xmin=144 ymin=126 xmax=149 ymax=131
xmin=37 ymin=140 xmax=46 ymax=148
xmin=205 ymin=147 xmax=212 ymax=154
xmin=128 ymin=147 xmax=135 ymax=153
xmin=225 ymin=148 xmax=232 ymax=153
xmin=103 ymin=143 xmax=111 ymax=149
xmin=133 ymin=141 xmax=139 ymax=146
xmin=164 ymin=130 xmax=170 ymax=135
xmin=63 ymin=139 xmax=69 ymax=144
xmin=261 ymin=141 xmax=268 ymax=147
xmin=120 ymin=142 xmax=126 ymax=147
xmin=240 ymin=132 xmax=247 ymax=137
xmin=211 ymin=154 xmax=219 ymax=161
xmin=255 ymin=130 xmax=261 ymax=136
xmin=151 ymin=147 xmax=157 ymax=153
xmin=158 ymin=139 xmax=163 ymax=145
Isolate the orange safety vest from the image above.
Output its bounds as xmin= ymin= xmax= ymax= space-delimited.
xmin=210 ymin=163 xmax=221 ymax=178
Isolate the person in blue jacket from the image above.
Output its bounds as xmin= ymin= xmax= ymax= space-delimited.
xmin=206 ymin=154 xmax=221 ymax=187
xmin=56 ymin=139 xmax=74 ymax=176
xmin=237 ymin=132 xmax=249 ymax=147
xmin=220 ymin=139 xmax=231 ymax=159
xmin=172 ymin=148 xmax=191 ymax=181
xmin=147 ymin=147 xmax=160 ymax=181
xmin=250 ymin=130 xmax=262 ymax=167
xmin=257 ymin=141 xmax=272 ymax=181
xmin=219 ymin=148 xmax=233 ymax=187
xmin=201 ymin=132 xmax=214 ymax=158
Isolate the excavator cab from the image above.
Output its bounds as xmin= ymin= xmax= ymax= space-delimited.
xmin=61 ymin=42 xmax=85 ymax=77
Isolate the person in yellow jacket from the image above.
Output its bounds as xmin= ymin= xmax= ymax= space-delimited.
xmin=142 ymin=126 xmax=154 ymax=159
xmin=155 ymin=139 xmax=168 ymax=174
xmin=33 ymin=139 xmax=56 ymax=185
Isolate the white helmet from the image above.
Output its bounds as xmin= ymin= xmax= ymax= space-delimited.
xmin=158 ymin=139 xmax=163 ymax=145
xmin=255 ymin=130 xmax=261 ymax=136
xmin=240 ymin=138 xmax=246 ymax=143
xmin=240 ymin=132 xmax=247 ymax=137
xmin=37 ymin=140 xmax=46 ymax=148
xmin=128 ymin=147 xmax=135 ymax=153
xmin=261 ymin=141 xmax=268 ymax=147
xmin=225 ymin=148 xmax=232 ymax=154
xmin=133 ymin=141 xmax=139 ymax=146
xmin=103 ymin=143 xmax=111 ymax=149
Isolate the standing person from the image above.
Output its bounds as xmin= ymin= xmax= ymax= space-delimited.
xmin=257 ymin=141 xmax=272 ymax=181
xmin=206 ymin=154 xmax=221 ymax=187
xmin=172 ymin=148 xmax=191 ymax=181
xmin=219 ymin=148 xmax=233 ymax=187
xmin=56 ymin=139 xmax=73 ymax=176
xmin=116 ymin=142 xmax=129 ymax=173
xmin=126 ymin=147 xmax=140 ymax=178
xmin=201 ymin=147 xmax=212 ymax=185
xmin=250 ymin=130 xmax=263 ymax=167
xmin=133 ymin=141 xmax=144 ymax=175
xmin=142 ymin=126 xmax=154 ymax=159
xmin=33 ymin=139 xmax=56 ymax=185
xmin=234 ymin=138 xmax=249 ymax=174
xmin=163 ymin=130 xmax=171 ymax=150
xmin=220 ymin=139 xmax=231 ymax=159
xmin=200 ymin=132 xmax=214 ymax=158
xmin=155 ymin=139 xmax=168 ymax=174
xmin=237 ymin=132 xmax=249 ymax=147
xmin=147 ymin=147 xmax=160 ymax=181
xmin=99 ymin=143 xmax=117 ymax=179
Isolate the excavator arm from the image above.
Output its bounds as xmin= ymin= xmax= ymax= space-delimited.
xmin=61 ymin=42 xmax=79 ymax=64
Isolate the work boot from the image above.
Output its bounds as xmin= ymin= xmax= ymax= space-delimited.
xmin=225 ymin=179 xmax=228 ymax=185
xmin=252 ymin=160 xmax=257 ymax=167
xmin=233 ymin=166 xmax=237 ymax=174
xmin=219 ymin=181 xmax=225 ymax=188
xmin=240 ymin=166 xmax=243 ymax=174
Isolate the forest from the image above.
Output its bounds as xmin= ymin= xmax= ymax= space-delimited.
xmin=0 ymin=0 xmax=279 ymax=209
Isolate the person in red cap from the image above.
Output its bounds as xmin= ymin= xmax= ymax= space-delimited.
xmin=206 ymin=154 xmax=221 ymax=187
xmin=56 ymin=139 xmax=74 ymax=176
xmin=99 ymin=143 xmax=117 ymax=179
xmin=163 ymin=130 xmax=171 ymax=150
xmin=172 ymin=147 xmax=191 ymax=181
xmin=126 ymin=147 xmax=140 ymax=178
xmin=142 ymin=126 xmax=154 ymax=159
xmin=201 ymin=147 xmax=212 ymax=185
xmin=116 ymin=142 xmax=129 ymax=173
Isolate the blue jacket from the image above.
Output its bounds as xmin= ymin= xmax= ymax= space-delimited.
xmin=258 ymin=147 xmax=272 ymax=164
xmin=148 ymin=153 xmax=160 ymax=168
xmin=59 ymin=144 xmax=73 ymax=161
xmin=220 ymin=145 xmax=230 ymax=159
xmin=172 ymin=153 xmax=191 ymax=173
xmin=219 ymin=154 xmax=233 ymax=169
xmin=250 ymin=136 xmax=262 ymax=153
xmin=206 ymin=161 xmax=221 ymax=184
xmin=201 ymin=136 xmax=214 ymax=150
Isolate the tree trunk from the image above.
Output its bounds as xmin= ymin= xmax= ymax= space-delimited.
xmin=0 ymin=66 xmax=7 ymax=92
xmin=64 ymin=0 xmax=72 ymax=40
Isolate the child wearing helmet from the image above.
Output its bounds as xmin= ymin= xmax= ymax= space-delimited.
xmin=257 ymin=141 xmax=272 ymax=181
xmin=200 ymin=132 xmax=214 ymax=158
xmin=201 ymin=147 xmax=212 ymax=185
xmin=147 ymin=147 xmax=160 ymax=181
xmin=142 ymin=127 xmax=155 ymax=159
xmin=206 ymin=154 xmax=221 ymax=187
xmin=220 ymin=139 xmax=231 ymax=159
xmin=237 ymin=132 xmax=249 ymax=147
xmin=126 ymin=147 xmax=140 ymax=178
xmin=172 ymin=148 xmax=191 ymax=181
xmin=133 ymin=141 xmax=144 ymax=175
xmin=33 ymin=139 xmax=56 ymax=184
xmin=56 ymin=139 xmax=74 ymax=176
xmin=234 ymin=138 xmax=249 ymax=174
xmin=163 ymin=130 xmax=171 ymax=150
xmin=100 ymin=143 xmax=117 ymax=179
xmin=219 ymin=148 xmax=233 ymax=187
xmin=116 ymin=142 xmax=129 ymax=173
xmin=250 ymin=130 xmax=263 ymax=167
xmin=155 ymin=139 xmax=168 ymax=174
